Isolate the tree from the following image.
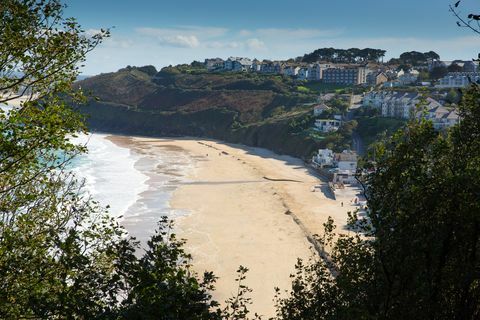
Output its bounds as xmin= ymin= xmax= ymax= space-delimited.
xmin=450 ymin=1 xmax=480 ymax=36
xmin=445 ymin=88 xmax=460 ymax=103
xmin=0 ymin=1 xmax=230 ymax=318
xmin=274 ymin=85 xmax=480 ymax=319
xmin=448 ymin=62 xmax=464 ymax=72
xmin=0 ymin=1 xmax=120 ymax=317
xmin=430 ymin=66 xmax=448 ymax=79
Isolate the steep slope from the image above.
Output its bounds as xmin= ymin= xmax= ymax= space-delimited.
xmin=77 ymin=65 xmax=324 ymax=158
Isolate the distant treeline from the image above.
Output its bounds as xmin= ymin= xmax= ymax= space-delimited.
xmin=301 ymin=47 xmax=387 ymax=63
xmin=300 ymin=48 xmax=442 ymax=66
xmin=389 ymin=50 xmax=440 ymax=66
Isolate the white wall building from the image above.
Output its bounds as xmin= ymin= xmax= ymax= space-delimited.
xmin=315 ymin=119 xmax=342 ymax=133
xmin=312 ymin=149 xmax=334 ymax=167
xmin=283 ymin=66 xmax=300 ymax=77
xmin=297 ymin=68 xmax=309 ymax=80
xmin=436 ymin=72 xmax=480 ymax=88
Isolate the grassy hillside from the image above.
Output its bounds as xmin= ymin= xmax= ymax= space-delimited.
xmin=77 ymin=65 xmax=333 ymax=158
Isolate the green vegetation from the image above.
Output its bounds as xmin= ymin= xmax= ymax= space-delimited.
xmin=388 ymin=50 xmax=440 ymax=66
xmin=0 ymin=2 xmax=253 ymax=318
xmin=301 ymin=47 xmax=386 ymax=63
xmin=3 ymin=2 xmax=480 ymax=319
xmin=303 ymin=81 xmax=350 ymax=93
xmin=356 ymin=116 xmax=406 ymax=148
xmin=274 ymin=86 xmax=480 ymax=319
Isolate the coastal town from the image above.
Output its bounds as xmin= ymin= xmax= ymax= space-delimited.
xmin=201 ymin=51 xmax=468 ymax=198
xmin=204 ymin=54 xmax=478 ymax=88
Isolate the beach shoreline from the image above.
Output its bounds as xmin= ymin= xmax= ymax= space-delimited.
xmin=106 ymin=135 xmax=361 ymax=317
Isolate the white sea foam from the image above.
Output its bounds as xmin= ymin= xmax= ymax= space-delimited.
xmin=71 ymin=133 xmax=149 ymax=219
xmin=69 ymin=134 xmax=194 ymax=244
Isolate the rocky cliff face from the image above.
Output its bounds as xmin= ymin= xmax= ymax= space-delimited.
xmin=77 ymin=66 xmax=324 ymax=158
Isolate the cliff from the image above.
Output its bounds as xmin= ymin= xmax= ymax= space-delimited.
xmin=77 ymin=65 xmax=325 ymax=158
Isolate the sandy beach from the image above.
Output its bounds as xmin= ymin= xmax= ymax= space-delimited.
xmin=108 ymin=136 xmax=360 ymax=317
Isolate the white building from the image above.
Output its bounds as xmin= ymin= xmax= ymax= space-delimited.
xmin=315 ymin=119 xmax=342 ymax=133
xmin=251 ymin=59 xmax=262 ymax=72
xmin=224 ymin=57 xmax=252 ymax=71
xmin=423 ymin=104 xmax=460 ymax=130
xmin=397 ymin=69 xmax=419 ymax=85
xmin=312 ymin=149 xmax=334 ymax=167
xmin=333 ymin=150 xmax=358 ymax=184
xmin=297 ymin=68 xmax=309 ymax=80
xmin=363 ymin=91 xmax=421 ymax=119
xmin=436 ymin=72 xmax=480 ymax=88
xmin=283 ymin=66 xmax=300 ymax=77
xmin=334 ymin=150 xmax=358 ymax=171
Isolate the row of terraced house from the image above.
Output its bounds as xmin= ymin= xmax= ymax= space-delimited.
xmin=204 ymin=57 xmax=369 ymax=84
xmin=363 ymin=91 xmax=460 ymax=129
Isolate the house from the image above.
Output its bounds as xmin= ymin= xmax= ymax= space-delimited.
xmin=297 ymin=68 xmax=309 ymax=80
xmin=397 ymin=69 xmax=419 ymax=85
xmin=436 ymin=72 xmax=480 ymax=88
xmin=313 ymin=103 xmax=330 ymax=116
xmin=232 ymin=58 xmax=252 ymax=72
xmin=323 ymin=66 xmax=368 ymax=85
xmin=423 ymin=104 xmax=460 ymax=130
xmin=204 ymin=58 xmax=224 ymax=71
xmin=381 ymin=92 xmax=421 ymax=119
xmin=332 ymin=150 xmax=358 ymax=184
xmin=334 ymin=150 xmax=358 ymax=171
xmin=363 ymin=91 xmax=422 ymax=119
xmin=283 ymin=66 xmax=300 ymax=77
xmin=314 ymin=118 xmax=342 ymax=133
xmin=366 ymin=71 xmax=388 ymax=86
xmin=308 ymin=63 xmax=331 ymax=81
xmin=312 ymin=149 xmax=334 ymax=168
xmin=260 ymin=61 xmax=275 ymax=73
xmin=251 ymin=59 xmax=262 ymax=72
xmin=224 ymin=57 xmax=252 ymax=71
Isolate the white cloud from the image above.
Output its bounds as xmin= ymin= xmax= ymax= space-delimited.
xmin=246 ymin=28 xmax=344 ymax=39
xmin=246 ymin=38 xmax=267 ymax=51
xmin=238 ymin=29 xmax=252 ymax=37
xmin=157 ymin=35 xmax=200 ymax=48
xmin=205 ymin=41 xmax=241 ymax=49
xmin=85 ymin=28 xmax=102 ymax=37
xmin=136 ymin=26 xmax=229 ymax=48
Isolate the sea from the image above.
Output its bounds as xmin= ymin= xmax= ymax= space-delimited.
xmin=70 ymin=133 xmax=193 ymax=244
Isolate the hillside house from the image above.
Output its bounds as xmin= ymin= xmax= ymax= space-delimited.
xmin=323 ymin=66 xmax=368 ymax=85
xmin=366 ymin=71 xmax=388 ymax=85
xmin=315 ymin=118 xmax=342 ymax=133
xmin=283 ymin=66 xmax=300 ymax=77
xmin=436 ymin=72 xmax=480 ymax=88
xmin=423 ymin=104 xmax=460 ymax=130
xmin=204 ymin=58 xmax=224 ymax=71
xmin=312 ymin=149 xmax=334 ymax=168
xmin=232 ymin=58 xmax=252 ymax=72
xmin=397 ymin=69 xmax=419 ymax=85
xmin=313 ymin=103 xmax=329 ymax=116
xmin=333 ymin=150 xmax=358 ymax=184
xmin=297 ymin=68 xmax=309 ymax=80
xmin=308 ymin=63 xmax=331 ymax=81
xmin=251 ymin=59 xmax=262 ymax=72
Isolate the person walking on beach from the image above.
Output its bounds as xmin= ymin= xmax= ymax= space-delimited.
xmin=341 ymin=201 xmax=343 ymax=207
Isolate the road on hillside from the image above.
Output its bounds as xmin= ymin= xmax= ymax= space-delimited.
xmin=347 ymin=108 xmax=366 ymax=156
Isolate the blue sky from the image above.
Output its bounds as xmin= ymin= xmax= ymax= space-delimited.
xmin=65 ymin=0 xmax=480 ymax=75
